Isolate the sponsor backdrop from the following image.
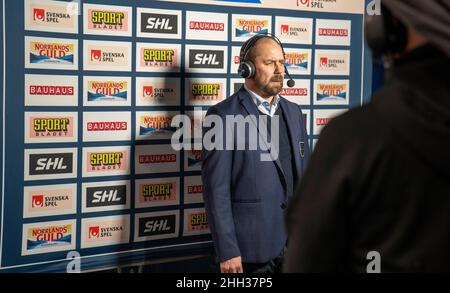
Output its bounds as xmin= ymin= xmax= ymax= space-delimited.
xmin=0 ymin=0 xmax=372 ymax=272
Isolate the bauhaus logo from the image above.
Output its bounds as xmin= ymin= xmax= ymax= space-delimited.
xmin=188 ymin=49 xmax=224 ymax=69
xmin=25 ymin=74 xmax=78 ymax=107
xmin=29 ymin=153 xmax=73 ymax=175
xmin=186 ymin=11 xmax=228 ymax=41
xmin=86 ymin=185 xmax=127 ymax=208
xmin=138 ymin=215 xmax=176 ymax=237
xmin=140 ymin=13 xmax=178 ymax=34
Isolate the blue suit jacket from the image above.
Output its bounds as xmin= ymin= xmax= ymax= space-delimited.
xmin=202 ymin=87 xmax=311 ymax=263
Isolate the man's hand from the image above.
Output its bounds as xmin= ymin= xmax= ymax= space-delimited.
xmin=220 ymin=256 xmax=243 ymax=273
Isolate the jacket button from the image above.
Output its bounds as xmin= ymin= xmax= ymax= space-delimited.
xmin=280 ymin=203 xmax=287 ymax=209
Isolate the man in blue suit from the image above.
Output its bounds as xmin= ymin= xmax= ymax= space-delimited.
xmin=202 ymin=34 xmax=310 ymax=273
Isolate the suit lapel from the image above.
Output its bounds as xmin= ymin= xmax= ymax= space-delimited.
xmin=279 ymin=98 xmax=302 ymax=180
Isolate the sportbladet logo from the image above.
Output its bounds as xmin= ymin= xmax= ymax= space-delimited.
xmin=84 ymin=4 xmax=132 ymax=36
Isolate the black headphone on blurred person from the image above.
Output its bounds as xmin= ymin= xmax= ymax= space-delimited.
xmin=365 ymin=3 xmax=408 ymax=57
xmin=238 ymin=33 xmax=295 ymax=87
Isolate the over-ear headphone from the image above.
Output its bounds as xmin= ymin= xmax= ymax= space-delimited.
xmin=365 ymin=3 xmax=408 ymax=58
xmin=238 ymin=33 xmax=295 ymax=87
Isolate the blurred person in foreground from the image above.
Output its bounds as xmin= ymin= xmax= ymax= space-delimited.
xmin=284 ymin=0 xmax=450 ymax=272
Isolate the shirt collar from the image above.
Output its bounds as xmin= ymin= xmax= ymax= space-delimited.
xmin=244 ymin=84 xmax=280 ymax=117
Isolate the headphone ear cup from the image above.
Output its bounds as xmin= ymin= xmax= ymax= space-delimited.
xmin=238 ymin=61 xmax=255 ymax=79
xmin=365 ymin=4 xmax=407 ymax=57
xmin=365 ymin=14 xmax=387 ymax=57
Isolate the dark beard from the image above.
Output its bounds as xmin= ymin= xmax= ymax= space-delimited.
xmin=262 ymin=81 xmax=283 ymax=97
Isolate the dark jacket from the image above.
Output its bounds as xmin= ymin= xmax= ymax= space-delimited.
xmin=284 ymin=45 xmax=450 ymax=272
xmin=202 ymin=87 xmax=310 ymax=263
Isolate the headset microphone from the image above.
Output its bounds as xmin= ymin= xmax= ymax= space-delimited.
xmin=285 ymin=66 xmax=295 ymax=88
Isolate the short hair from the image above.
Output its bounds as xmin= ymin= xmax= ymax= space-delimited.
xmin=244 ymin=36 xmax=283 ymax=63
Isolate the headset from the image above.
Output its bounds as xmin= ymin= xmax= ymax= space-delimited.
xmin=365 ymin=3 xmax=408 ymax=58
xmin=238 ymin=33 xmax=295 ymax=87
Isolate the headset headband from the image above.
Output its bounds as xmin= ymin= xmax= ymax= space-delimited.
xmin=240 ymin=33 xmax=286 ymax=63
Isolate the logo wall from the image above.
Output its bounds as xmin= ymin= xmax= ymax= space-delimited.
xmin=281 ymin=79 xmax=310 ymax=105
xmin=25 ymin=36 xmax=78 ymax=70
xmin=83 ymin=76 xmax=131 ymax=106
xmin=185 ymin=78 xmax=227 ymax=106
xmin=136 ymin=42 xmax=181 ymax=72
xmin=25 ymin=112 xmax=77 ymax=143
xmin=313 ymin=109 xmax=347 ymax=135
xmin=22 ymin=220 xmax=76 ymax=255
xmin=25 ymin=74 xmax=78 ymax=106
xmin=183 ymin=208 xmax=210 ymax=236
xmin=315 ymin=19 xmax=351 ymax=46
xmin=136 ymin=111 xmax=178 ymax=140
xmin=314 ymin=49 xmax=350 ymax=76
xmin=184 ymin=176 xmax=204 ymax=204
xmin=82 ymin=181 xmax=130 ymax=213
xmin=81 ymin=215 xmax=130 ymax=248
xmin=23 ymin=184 xmax=77 ymax=218
xmin=84 ymin=40 xmax=131 ymax=71
xmin=135 ymin=177 xmax=180 ymax=208
xmin=232 ymin=14 xmax=271 ymax=41
xmin=83 ymin=111 xmax=131 ymax=142
xmin=284 ymin=48 xmax=312 ymax=75
xmin=24 ymin=148 xmax=77 ymax=181
xmin=313 ymin=80 xmax=350 ymax=105
xmin=186 ymin=10 xmax=228 ymax=41
xmin=185 ymin=45 xmax=227 ymax=74
xmin=82 ymin=146 xmax=130 ymax=177
xmin=84 ymin=3 xmax=132 ymax=36
xmin=25 ymin=0 xmax=78 ymax=34
xmin=275 ymin=16 xmax=313 ymax=44
xmin=136 ymin=77 xmax=180 ymax=106
xmin=137 ymin=8 xmax=181 ymax=39
xmin=134 ymin=210 xmax=179 ymax=242
xmin=135 ymin=144 xmax=179 ymax=174
xmin=185 ymin=150 xmax=202 ymax=172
